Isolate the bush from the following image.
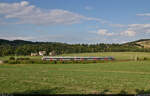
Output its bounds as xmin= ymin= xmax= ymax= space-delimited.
xmin=5 ymin=59 xmax=112 ymax=64
xmin=9 ymin=57 xmax=15 ymax=60
xmin=143 ymin=57 xmax=148 ymax=60
xmin=24 ymin=58 xmax=30 ymax=60
xmin=137 ymin=57 xmax=140 ymax=61
xmin=3 ymin=60 xmax=8 ymax=63
xmin=134 ymin=56 xmax=140 ymax=61
xmin=7 ymin=60 xmax=20 ymax=64
xmin=16 ymin=57 xmax=30 ymax=60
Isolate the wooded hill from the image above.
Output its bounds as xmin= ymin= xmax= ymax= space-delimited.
xmin=0 ymin=39 xmax=150 ymax=56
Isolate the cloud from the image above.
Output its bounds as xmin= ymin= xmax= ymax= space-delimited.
xmin=109 ymin=24 xmax=125 ymax=27
xmin=91 ymin=24 xmax=150 ymax=37
xmin=89 ymin=23 xmax=150 ymax=38
xmin=96 ymin=29 xmax=115 ymax=36
xmin=136 ymin=13 xmax=150 ymax=16
xmin=0 ymin=1 xmax=101 ymax=25
xmin=0 ymin=36 xmax=34 ymax=40
xmin=120 ymin=24 xmax=150 ymax=37
xmin=120 ymin=30 xmax=136 ymax=37
xmin=0 ymin=1 xmax=126 ymax=27
xmin=128 ymin=24 xmax=150 ymax=34
xmin=128 ymin=24 xmax=150 ymax=29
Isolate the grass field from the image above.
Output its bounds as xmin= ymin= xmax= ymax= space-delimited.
xmin=1 ymin=62 xmax=150 ymax=94
xmin=61 ymin=52 xmax=150 ymax=60
xmin=0 ymin=52 xmax=150 ymax=61
xmin=0 ymin=52 xmax=150 ymax=94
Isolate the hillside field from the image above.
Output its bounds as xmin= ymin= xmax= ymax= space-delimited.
xmin=0 ymin=52 xmax=150 ymax=94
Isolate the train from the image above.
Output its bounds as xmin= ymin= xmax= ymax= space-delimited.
xmin=42 ymin=56 xmax=114 ymax=61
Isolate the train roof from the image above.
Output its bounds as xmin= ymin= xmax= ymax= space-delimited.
xmin=42 ymin=56 xmax=114 ymax=58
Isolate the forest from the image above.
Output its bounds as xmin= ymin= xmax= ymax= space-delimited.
xmin=0 ymin=39 xmax=150 ymax=56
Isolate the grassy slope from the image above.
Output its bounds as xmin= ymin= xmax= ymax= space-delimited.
xmin=124 ymin=39 xmax=150 ymax=48
xmin=136 ymin=40 xmax=150 ymax=48
xmin=1 ymin=61 xmax=150 ymax=94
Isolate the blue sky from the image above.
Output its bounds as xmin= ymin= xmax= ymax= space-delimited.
xmin=0 ymin=0 xmax=150 ymax=44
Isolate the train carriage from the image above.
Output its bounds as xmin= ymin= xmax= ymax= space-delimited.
xmin=42 ymin=56 xmax=114 ymax=61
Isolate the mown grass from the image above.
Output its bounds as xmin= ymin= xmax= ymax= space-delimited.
xmin=1 ymin=61 xmax=150 ymax=94
xmin=60 ymin=52 xmax=150 ymax=60
xmin=1 ymin=52 xmax=150 ymax=61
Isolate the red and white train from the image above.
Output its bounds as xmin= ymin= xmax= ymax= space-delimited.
xmin=42 ymin=56 xmax=114 ymax=61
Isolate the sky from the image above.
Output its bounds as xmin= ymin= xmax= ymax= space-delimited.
xmin=0 ymin=0 xmax=150 ymax=44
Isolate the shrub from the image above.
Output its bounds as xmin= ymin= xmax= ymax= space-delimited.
xmin=134 ymin=56 xmax=140 ymax=61
xmin=9 ymin=57 xmax=15 ymax=60
xmin=5 ymin=58 xmax=112 ymax=64
xmin=3 ymin=60 xmax=8 ymax=63
xmin=137 ymin=57 xmax=140 ymax=61
xmin=143 ymin=57 xmax=148 ymax=60
xmin=16 ymin=57 xmax=30 ymax=60
xmin=24 ymin=58 xmax=30 ymax=60
xmin=7 ymin=60 xmax=20 ymax=64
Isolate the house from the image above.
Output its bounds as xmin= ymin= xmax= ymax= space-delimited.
xmin=0 ymin=60 xmax=3 ymax=64
xmin=49 ymin=51 xmax=56 ymax=56
xmin=31 ymin=52 xmax=38 ymax=56
xmin=39 ymin=51 xmax=46 ymax=56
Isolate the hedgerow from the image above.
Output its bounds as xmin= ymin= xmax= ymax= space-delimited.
xmin=4 ymin=59 xmax=108 ymax=64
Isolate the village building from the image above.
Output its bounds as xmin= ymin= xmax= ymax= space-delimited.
xmin=39 ymin=51 xmax=46 ymax=56
xmin=31 ymin=52 xmax=38 ymax=56
xmin=49 ymin=51 xmax=56 ymax=56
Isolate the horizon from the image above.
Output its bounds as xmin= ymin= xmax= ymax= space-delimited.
xmin=0 ymin=0 xmax=150 ymax=44
xmin=1 ymin=38 xmax=150 ymax=45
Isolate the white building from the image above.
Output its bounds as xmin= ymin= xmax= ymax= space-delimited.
xmin=39 ymin=51 xmax=46 ymax=56
xmin=31 ymin=53 xmax=38 ymax=56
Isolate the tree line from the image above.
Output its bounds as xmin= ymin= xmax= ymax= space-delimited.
xmin=0 ymin=39 xmax=150 ymax=56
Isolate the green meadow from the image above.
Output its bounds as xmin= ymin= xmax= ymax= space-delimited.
xmin=0 ymin=52 xmax=150 ymax=94
xmin=61 ymin=52 xmax=150 ymax=60
xmin=1 ymin=52 xmax=150 ymax=60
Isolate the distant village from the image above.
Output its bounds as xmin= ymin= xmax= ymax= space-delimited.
xmin=31 ymin=51 xmax=56 ymax=56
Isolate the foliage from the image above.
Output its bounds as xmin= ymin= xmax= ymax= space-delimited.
xmin=143 ymin=57 xmax=148 ymax=60
xmin=16 ymin=57 xmax=30 ymax=60
xmin=0 ymin=39 xmax=150 ymax=56
xmin=9 ymin=57 xmax=15 ymax=60
xmin=4 ymin=59 xmax=108 ymax=64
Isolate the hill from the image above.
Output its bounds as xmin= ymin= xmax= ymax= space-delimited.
xmin=0 ymin=39 xmax=150 ymax=56
xmin=123 ymin=39 xmax=150 ymax=48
